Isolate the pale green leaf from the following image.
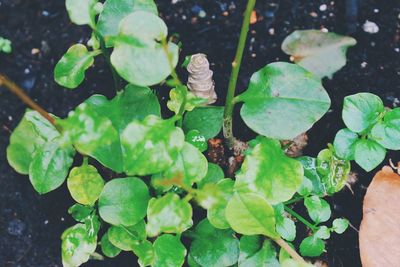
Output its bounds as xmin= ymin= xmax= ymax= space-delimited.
xmin=354 ymin=139 xmax=386 ymax=171
xmin=65 ymin=0 xmax=97 ymax=27
xmin=333 ymin=128 xmax=359 ymax=160
xmin=167 ymin=85 xmax=207 ymax=114
xmin=237 ymin=62 xmax=331 ymax=140
xmin=371 ymin=108 xmax=400 ymax=150
xmin=207 ymin=179 xmax=234 ymax=229
xmin=299 ymin=235 xmax=325 ymax=257
xmin=314 ymin=226 xmax=330 ymax=240
xmin=108 ymin=221 xmax=146 ymax=251
xmin=153 ymin=234 xmax=186 ymax=267
xmin=304 ymin=196 xmax=331 ymax=223
xmin=296 ymin=156 xmax=326 ymax=197
xmin=332 ymin=218 xmax=349 ymax=234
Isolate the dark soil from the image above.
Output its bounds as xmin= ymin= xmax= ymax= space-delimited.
xmin=0 ymin=0 xmax=399 ymax=266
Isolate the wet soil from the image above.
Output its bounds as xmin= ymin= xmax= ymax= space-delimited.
xmin=0 ymin=0 xmax=399 ymax=266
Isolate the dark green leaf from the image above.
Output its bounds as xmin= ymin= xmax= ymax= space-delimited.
xmin=304 ymin=196 xmax=331 ymax=223
xmin=29 ymin=140 xmax=75 ymax=194
xmin=7 ymin=110 xmax=59 ymax=174
xmin=189 ymin=219 xmax=239 ymax=267
xmin=281 ymin=30 xmax=356 ymax=79
xmin=333 ymin=128 xmax=359 ymax=160
xmin=110 ymin=11 xmax=179 ymax=86
xmin=98 ymin=177 xmax=150 ymax=226
xmin=67 ymin=163 xmax=104 ymax=205
xmin=84 ymin=214 xmax=100 ymax=238
xmin=299 ymin=235 xmax=325 ymax=257
xmin=342 ymin=93 xmax=384 ymax=133
xmin=196 ymin=163 xmax=224 ymax=189
xmin=61 ymin=223 xmax=97 ymax=267
xmin=235 ymin=137 xmax=303 ymax=204
xmin=153 ymin=234 xmax=186 ymax=267
xmin=237 ymin=62 xmax=330 ymax=140
xmin=370 ymin=108 xmax=400 ymax=150
xmin=96 ymin=0 xmax=158 ymax=46
xmin=183 ymin=106 xmax=224 ymax=139
xmin=185 ymin=130 xmax=208 ymax=152
xmin=146 ymin=193 xmax=192 ymax=237
xmin=101 ymin=232 xmax=121 ymax=258
xmin=54 ymin=44 xmax=99 ymax=89
xmin=238 ymin=236 xmax=280 ymax=267
xmin=226 ymin=192 xmax=279 ymax=238
xmin=68 ymin=204 xmax=93 ymax=222
xmin=132 ymin=240 xmax=154 ymax=267
xmin=354 ymin=139 xmax=386 ymax=171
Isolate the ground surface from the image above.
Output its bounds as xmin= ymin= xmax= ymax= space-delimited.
xmin=0 ymin=0 xmax=399 ymax=266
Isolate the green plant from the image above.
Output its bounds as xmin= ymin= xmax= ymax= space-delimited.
xmin=2 ymin=1 xmax=398 ymax=266
xmin=0 ymin=36 xmax=12 ymax=54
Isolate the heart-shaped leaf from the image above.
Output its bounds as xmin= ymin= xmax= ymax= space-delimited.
xmin=342 ymin=93 xmax=384 ymax=133
xmin=354 ymin=139 xmax=386 ymax=171
xmin=304 ymin=196 xmax=331 ymax=223
xmin=182 ymin=106 xmax=224 ymax=140
xmin=282 ymin=30 xmax=356 ymax=78
xmin=98 ymin=177 xmax=150 ymax=226
xmin=54 ymin=44 xmax=100 ymax=89
xmin=237 ymin=62 xmax=331 ymax=140
xmin=299 ymin=235 xmax=325 ymax=257
xmin=371 ymin=108 xmax=400 ymax=150
xmin=146 ymin=193 xmax=193 ymax=237
xmin=235 ymin=137 xmax=303 ymax=204
xmin=110 ymin=11 xmax=179 ymax=86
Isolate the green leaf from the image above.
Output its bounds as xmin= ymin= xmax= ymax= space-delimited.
xmin=110 ymin=11 xmax=179 ymax=86
xmin=281 ymin=259 xmax=315 ymax=267
xmin=84 ymin=214 xmax=100 ymax=238
xmin=153 ymin=234 xmax=186 ymax=267
xmin=7 ymin=110 xmax=59 ymax=174
xmin=196 ymin=163 xmax=224 ymax=189
xmin=96 ymin=0 xmax=158 ymax=46
xmin=314 ymin=226 xmax=330 ymax=240
xmin=0 ymin=36 xmax=12 ymax=53
xmin=146 ymin=193 xmax=193 ymax=237
xmin=67 ymin=163 xmax=104 ymax=205
xmin=296 ymin=156 xmax=326 ymax=196
xmin=65 ymin=0 xmax=97 ymax=27
xmin=238 ymin=236 xmax=280 ymax=267
xmin=332 ymin=218 xmax=349 ymax=234
xmin=152 ymin=142 xmax=208 ymax=189
xmin=132 ymin=240 xmax=155 ymax=267
xmin=299 ymin=235 xmax=325 ymax=257
xmin=226 ymin=192 xmax=279 ymax=238
xmin=61 ymin=223 xmax=97 ymax=267
xmin=316 ymin=149 xmax=351 ymax=195
xmin=276 ymin=217 xmax=296 ymax=242
xmin=371 ymin=108 xmax=400 ymax=150
xmin=235 ymin=137 xmax=303 ymax=204
xmin=354 ymin=139 xmax=386 ymax=171
xmin=29 ymin=139 xmax=75 ymax=194
xmin=98 ymin=177 xmax=150 ymax=226
xmin=333 ymin=128 xmax=359 ymax=160
xmin=101 ymin=232 xmax=121 ymax=258
xmin=304 ymin=196 xmax=331 ymax=223
xmin=281 ymin=30 xmax=356 ymax=79
xmin=237 ymin=62 xmax=331 ymax=140
xmin=207 ymin=179 xmax=234 ymax=229
xmin=122 ymin=115 xmax=185 ymax=176
xmin=185 ymin=130 xmax=208 ymax=152
xmin=342 ymin=93 xmax=384 ymax=133
xmin=54 ymin=44 xmax=99 ymax=89
xmin=183 ymin=106 xmax=224 ymax=139
xmin=68 ymin=204 xmax=93 ymax=222
xmin=108 ymin=221 xmax=146 ymax=251
xmin=167 ymin=85 xmax=208 ymax=114
xmin=189 ymin=219 xmax=239 ymax=267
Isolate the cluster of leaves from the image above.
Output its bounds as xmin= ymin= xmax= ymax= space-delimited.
xmin=6 ymin=0 xmax=387 ymax=266
xmin=0 ymin=36 xmax=12 ymax=54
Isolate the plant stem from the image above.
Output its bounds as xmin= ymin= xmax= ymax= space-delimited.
xmin=0 ymin=74 xmax=56 ymax=127
xmin=274 ymin=238 xmax=308 ymax=264
xmin=284 ymin=196 xmax=304 ymax=205
xmin=95 ymin=32 xmax=122 ymax=92
xmin=223 ymin=0 xmax=256 ymax=146
xmin=284 ymin=205 xmax=318 ymax=232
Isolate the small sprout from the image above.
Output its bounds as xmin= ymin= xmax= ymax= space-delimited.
xmin=0 ymin=36 xmax=12 ymax=53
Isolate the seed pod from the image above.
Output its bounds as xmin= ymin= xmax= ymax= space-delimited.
xmin=186 ymin=53 xmax=217 ymax=104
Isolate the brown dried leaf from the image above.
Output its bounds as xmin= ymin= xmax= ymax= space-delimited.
xmin=359 ymin=166 xmax=400 ymax=267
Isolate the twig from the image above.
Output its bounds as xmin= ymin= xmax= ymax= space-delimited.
xmin=274 ymin=237 xmax=308 ymax=264
xmin=0 ymin=74 xmax=56 ymax=126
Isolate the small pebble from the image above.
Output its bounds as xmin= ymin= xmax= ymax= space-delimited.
xmin=361 ymin=62 xmax=367 ymax=68
xmin=319 ymin=4 xmax=327 ymax=11
xmin=363 ymin=20 xmax=379 ymax=34
xmin=321 ymin=27 xmax=329 ymax=33
xmin=373 ymin=9 xmax=379 ymax=13
xmin=31 ymin=48 xmax=40 ymax=55
xmin=310 ymin=12 xmax=318 ymax=18
xmin=250 ymin=10 xmax=257 ymax=24
xmin=395 ymin=48 xmax=399 ymax=52
xmin=268 ymin=28 xmax=275 ymax=35
xmin=44 ymin=220 xmax=49 ymax=225
xmin=41 ymin=10 xmax=49 ymax=17
xmin=198 ymin=10 xmax=206 ymax=18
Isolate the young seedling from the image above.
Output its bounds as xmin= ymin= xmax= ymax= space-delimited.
xmin=3 ymin=0 xmax=397 ymax=266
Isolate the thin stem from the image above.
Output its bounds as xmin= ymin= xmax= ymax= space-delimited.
xmin=0 ymin=74 xmax=57 ymax=127
xmin=284 ymin=205 xmax=318 ymax=232
xmin=95 ymin=32 xmax=122 ymax=92
xmin=274 ymin=238 xmax=308 ymax=264
xmin=284 ymin=196 xmax=304 ymax=205
xmin=223 ymin=0 xmax=256 ymax=146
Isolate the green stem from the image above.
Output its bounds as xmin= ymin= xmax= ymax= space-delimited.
xmin=274 ymin=238 xmax=307 ymax=264
xmin=284 ymin=205 xmax=318 ymax=232
xmin=284 ymin=196 xmax=304 ymax=205
xmin=95 ymin=32 xmax=122 ymax=93
xmin=223 ymin=0 xmax=256 ymax=147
